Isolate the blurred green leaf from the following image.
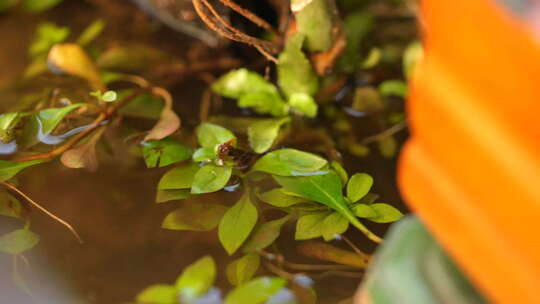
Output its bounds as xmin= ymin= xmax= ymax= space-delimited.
xmin=158 ymin=162 xmax=200 ymax=190
xmin=155 ymin=189 xmax=191 ymax=203
xmin=288 ymin=93 xmax=318 ymax=118
xmin=191 ymin=164 xmax=232 ymax=194
xmin=224 ymin=277 xmax=287 ymax=304
xmin=243 ymin=215 xmax=290 ymax=252
xmin=339 ymin=11 xmax=374 ymax=72
xmin=142 ymin=137 xmax=192 ymax=168
xmin=218 ymin=193 xmax=258 ymax=254
xmin=258 ymin=188 xmax=307 ymax=208
xmin=196 ymin=123 xmax=236 ymax=149
xmin=252 ymin=148 xmax=327 ymax=176
xmin=77 ymin=19 xmax=106 ymax=46
xmin=0 ymin=112 xmax=21 ymax=143
xmin=176 ymin=256 xmax=216 ymax=299
xmin=277 ymin=33 xmax=318 ymax=98
xmin=346 ymin=173 xmax=373 ymax=203
xmin=379 ymin=80 xmax=408 ymax=98
xmin=0 ymin=229 xmax=39 ymax=255
xmin=352 ymin=87 xmax=384 ymax=113
xmin=321 ymin=212 xmax=349 ymax=241
xmin=22 ymin=0 xmax=63 ymax=12
xmin=212 ymin=68 xmax=277 ymax=99
xmin=377 ymin=135 xmax=398 ymax=158
xmin=361 ymin=47 xmax=382 ymax=69
xmin=162 ymin=202 xmax=228 ymax=231
xmin=0 ymin=0 xmax=18 ymax=12
xmin=29 ymin=23 xmax=70 ymax=57
xmin=238 ymin=92 xmax=289 ymax=117
xmin=293 ymin=0 xmax=335 ymax=52
xmin=366 ymin=203 xmax=403 ymax=223
xmin=295 ymin=211 xmax=329 ymax=240
xmin=101 ymin=90 xmax=117 ymax=102
xmin=0 ymin=160 xmax=45 ymax=181
xmin=0 ymin=190 xmax=22 ymax=219
xmin=97 ymin=43 xmax=170 ymax=71
xmin=226 ymin=253 xmax=260 ymax=286
xmin=403 ymin=41 xmax=423 ymax=79
xmin=118 ymin=91 xmax=164 ymax=119
xmin=248 ymin=118 xmax=290 ymax=153
xmin=135 ymin=284 xmax=176 ymax=304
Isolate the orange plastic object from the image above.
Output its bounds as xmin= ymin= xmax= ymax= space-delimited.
xmin=399 ymin=0 xmax=540 ymax=303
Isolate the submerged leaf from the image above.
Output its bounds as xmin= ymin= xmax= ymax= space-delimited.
xmin=135 ymin=284 xmax=176 ymax=304
xmin=248 ymin=118 xmax=290 ymax=153
xmin=243 ymin=215 xmax=291 ymax=252
xmin=224 ymin=277 xmax=287 ymax=304
xmin=218 ymin=193 xmax=258 ymax=255
xmin=0 ymin=190 xmax=22 ymax=219
xmin=48 ymin=43 xmax=104 ymax=90
xmin=144 ymin=106 xmax=181 ymax=141
xmin=0 ymin=160 xmax=45 ymax=181
xmin=0 ymin=229 xmax=40 ymax=255
xmin=176 ymin=256 xmax=216 ymax=299
xmin=158 ymin=162 xmax=200 ymax=190
xmin=226 ymin=253 xmax=260 ymax=286
xmin=155 ymin=189 xmax=191 ymax=203
xmin=191 ymin=164 xmax=232 ymax=194
xmin=60 ymin=127 xmax=105 ymax=171
xmin=252 ymin=149 xmax=327 ymax=176
xmin=142 ymin=137 xmax=191 ymax=168
xmin=277 ymin=33 xmax=318 ymax=98
xmin=162 ymin=202 xmax=227 ymax=231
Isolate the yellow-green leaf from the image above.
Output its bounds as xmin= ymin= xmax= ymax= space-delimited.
xmin=0 ymin=229 xmax=40 ymax=255
xmin=243 ymin=215 xmax=291 ymax=252
xmin=218 ymin=193 xmax=258 ymax=255
xmin=346 ymin=173 xmax=373 ymax=203
xmin=0 ymin=160 xmax=45 ymax=181
xmin=224 ymin=277 xmax=287 ymax=304
xmin=252 ymin=148 xmax=327 ymax=176
xmin=176 ymin=256 xmax=216 ymax=299
xmin=158 ymin=162 xmax=200 ymax=190
xmin=191 ymin=164 xmax=232 ymax=194
xmin=226 ymin=253 xmax=260 ymax=286
xmin=162 ymin=202 xmax=228 ymax=231
xmin=135 ymin=284 xmax=176 ymax=304
xmin=248 ymin=118 xmax=290 ymax=153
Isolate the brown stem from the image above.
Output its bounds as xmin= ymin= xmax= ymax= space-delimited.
xmin=297 ymin=241 xmax=368 ymax=268
xmin=217 ymin=0 xmax=278 ymax=36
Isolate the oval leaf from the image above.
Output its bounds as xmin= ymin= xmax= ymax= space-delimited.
xmin=191 ymin=164 xmax=232 ymax=194
xmin=142 ymin=137 xmax=191 ymax=168
xmin=366 ymin=203 xmax=403 ymax=223
xmin=346 ymin=173 xmax=373 ymax=203
xmin=248 ymin=118 xmax=290 ymax=154
xmin=158 ymin=162 xmax=200 ymax=190
xmin=243 ymin=215 xmax=291 ymax=253
xmin=176 ymin=256 xmax=216 ymax=299
xmin=196 ymin=123 xmax=236 ymax=149
xmin=48 ymin=43 xmax=104 ymax=90
xmin=258 ymin=188 xmax=307 ymax=208
xmin=224 ymin=277 xmax=287 ymax=304
xmin=226 ymin=253 xmax=260 ymax=286
xmin=218 ymin=193 xmax=258 ymax=255
xmin=0 ymin=229 xmax=40 ymax=255
xmin=252 ymin=149 xmax=327 ymax=176
xmin=162 ymin=202 xmax=228 ymax=231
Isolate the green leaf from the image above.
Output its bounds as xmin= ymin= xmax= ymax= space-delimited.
xmin=366 ymin=203 xmax=403 ymax=223
xmin=176 ymin=256 xmax=216 ymax=299
xmin=339 ymin=11 xmax=374 ymax=72
xmin=37 ymin=103 xmax=84 ymax=135
xmin=258 ymin=188 xmax=307 ymax=208
xmin=321 ymin=212 xmax=349 ymax=241
xmin=295 ymin=211 xmax=329 ymax=240
xmin=378 ymin=80 xmax=408 ymax=98
xmin=192 ymin=147 xmax=216 ymax=162
xmin=0 ymin=160 xmax=45 ymax=181
xmin=352 ymin=204 xmax=377 ymax=219
xmin=346 ymin=173 xmax=373 ymax=203
xmin=252 ymin=149 xmax=327 ymax=176
xmin=158 ymin=162 xmax=200 ymax=190
xmin=76 ymin=19 xmax=106 ymax=46
xmin=155 ymin=189 xmax=191 ymax=203
xmin=0 ymin=0 xmax=18 ymax=12
xmin=378 ymin=135 xmax=398 ymax=158
xmin=162 ymin=202 xmax=228 ymax=231
xmin=224 ymin=277 xmax=287 ymax=304
xmin=196 ymin=123 xmax=236 ymax=149
xmin=277 ymin=33 xmax=318 ymax=98
xmin=29 ymin=22 xmax=70 ymax=58
xmin=23 ymin=0 xmax=63 ymax=12
xmin=288 ymin=93 xmax=318 ymax=118
xmin=0 ymin=190 xmax=22 ymax=219
xmin=293 ymin=0 xmax=335 ymax=52
xmin=0 ymin=112 xmax=21 ymax=143
xmin=0 ymin=229 xmax=40 ymax=255
xmin=118 ymin=91 xmax=164 ymax=119
xmin=101 ymin=90 xmax=117 ymax=102
xmin=330 ymin=161 xmax=348 ymax=187
xmin=352 ymin=87 xmax=384 ymax=113
xmin=243 ymin=215 xmax=290 ymax=252
xmin=248 ymin=118 xmax=290 ymax=153
xmin=238 ymin=92 xmax=289 ymax=117
xmin=212 ymin=68 xmax=278 ymax=99
xmin=218 ymin=193 xmax=258 ymax=255
xmin=403 ymin=41 xmax=423 ymax=79
xmin=142 ymin=137 xmax=192 ymax=168
xmin=191 ymin=164 xmax=232 ymax=194
xmin=361 ymin=47 xmax=382 ymax=69
xmin=226 ymin=253 xmax=260 ymax=286
xmin=135 ymin=284 xmax=176 ymax=304
xmin=274 ymin=171 xmax=380 ymax=242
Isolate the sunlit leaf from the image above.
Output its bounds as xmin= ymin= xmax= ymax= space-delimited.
xmin=218 ymin=193 xmax=258 ymax=255
xmin=76 ymin=19 xmax=106 ymax=46
xmin=158 ymin=162 xmax=200 ymax=190
xmin=176 ymin=256 xmax=216 ymax=299
xmin=0 ymin=160 xmax=45 ymax=181
xmin=224 ymin=277 xmax=287 ymax=304
xmin=196 ymin=123 xmax=236 ymax=149
xmin=135 ymin=284 xmax=176 ymax=304
xmin=379 ymin=80 xmax=408 ymax=98
xmin=0 ymin=229 xmax=40 ymax=255
xmin=162 ymin=202 xmax=228 ymax=231
xmin=277 ymin=33 xmax=318 ymax=98
xmin=142 ymin=137 xmax=191 ymax=168
xmin=295 ymin=211 xmax=329 ymax=240
xmin=243 ymin=215 xmax=290 ymax=252
xmin=23 ymin=0 xmax=63 ymax=12
xmin=248 ymin=118 xmax=290 ymax=153
xmin=226 ymin=253 xmax=260 ymax=286
xmin=365 ymin=203 xmax=403 ymax=223
xmin=191 ymin=164 xmax=232 ymax=194
xmin=252 ymin=149 xmax=327 ymax=176
xmin=0 ymin=190 xmax=22 ymax=219
xmin=155 ymin=189 xmax=191 ymax=203
xmin=192 ymin=147 xmax=216 ymax=162
xmin=212 ymin=68 xmax=277 ymax=99
xmin=346 ymin=173 xmax=373 ymax=203
xmin=48 ymin=43 xmax=104 ymax=90
xmin=238 ymin=92 xmax=289 ymax=117
xmin=258 ymin=188 xmax=307 ymax=208
xmin=321 ymin=212 xmax=349 ymax=241
xmin=288 ymin=93 xmax=318 ymax=118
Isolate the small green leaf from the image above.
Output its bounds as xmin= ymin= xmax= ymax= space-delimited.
xmin=29 ymin=22 xmax=70 ymax=58
xmin=0 ymin=112 xmax=21 ymax=143
xmin=192 ymin=147 xmax=216 ymax=162
xmin=162 ymin=202 xmax=228 ymax=231
xmin=295 ymin=211 xmax=329 ymax=240
xmin=101 ymin=90 xmax=117 ymax=102
xmin=176 ymin=256 xmax=216 ymax=299
xmin=37 ymin=103 xmax=84 ymax=135
xmin=0 ymin=160 xmax=45 ymax=181
xmin=378 ymin=80 xmax=408 ymax=98
xmin=142 ymin=137 xmax=192 ymax=168
xmin=346 ymin=173 xmax=373 ymax=203
xmin=243 ymin=215 xmax=290 ymax=252
xmin=212 ymin=68 xmax=278 ymax=99
xmin=0 ymin=229 xmax=40 ymax=255
xmin=403 ymin=41 xmax=423 ymax=79
xmin=378 ymin=135 xmax=398 ymax=158
xmin=158 ymin=162 xmax=200 ymax=190
xmin=330 ymin=161 xmax=348 ymax=187
xmin=218 ymin=193 xmax=258 ymax=255
xmin=258 ymin=188 xmax=307 ymax=208
xmin=352 ymin=204 xmax=377 ymax=219
xmin=366 ymin=203 xmax=403 ymax=223
xmin=238 ymin=92 xmax=289 ymax=117
xmin=76 ymin=19 xmax=106 ymax=46
xmin=248 ymin=118 xmax=290 ymax=153
xmin=224 ymin=277 xmax=287 ymax=304
xmin=226 ymin=253 xmax=260 ymax=286
xmin=288 ymin=93 xmax=318 ymax=118
xmin=277 ymin=33 xmax=318 ymax=98
xmin=196 ymin=123 xmax=236 ymax=149
xmin=252 ymin=149 xmax=327 ymax=176
xmin=321 ymin=212 xmax=349 ymax=241
xmin=155 ymin=189 xmax=191 ymax=203
xmin=352 ymin=87 xmax=384 ymax=113
xmin=23 ymin=0 xmax=63 ymax=12
xmin=361 ymin=47 xmax=382 ymax=69
xmin=135 ymin=284 xmax=176 ymax=304
xmin=191 ymin=164 xmax=232 ymax=194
